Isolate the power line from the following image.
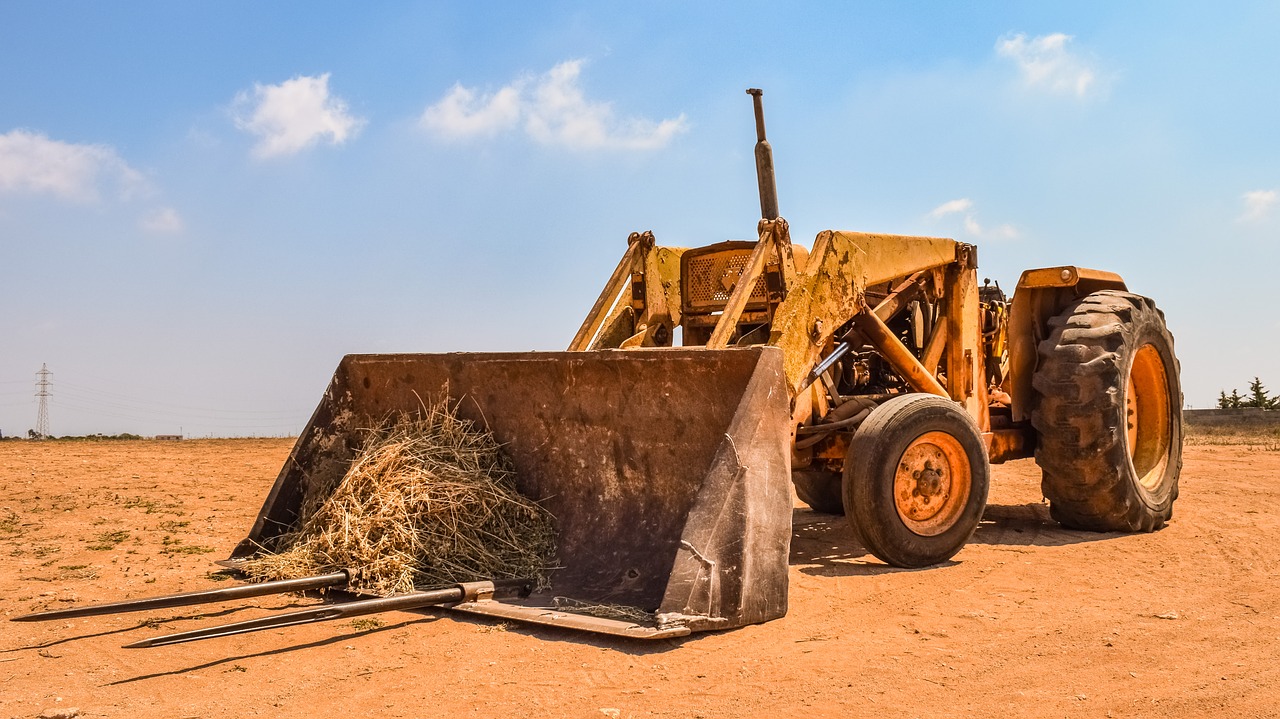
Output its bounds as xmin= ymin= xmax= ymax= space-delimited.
xmin=35 ymin=363 xmax=51 ymax=438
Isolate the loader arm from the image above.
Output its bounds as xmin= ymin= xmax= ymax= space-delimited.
xmin=568 ymin=225 xmax=984 ymax=406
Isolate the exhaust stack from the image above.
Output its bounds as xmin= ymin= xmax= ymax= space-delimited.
xmin=747 ymin=88 xmax=779 ymax=220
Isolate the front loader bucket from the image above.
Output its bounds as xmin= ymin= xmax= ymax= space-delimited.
xmin=231 ymin=347 xmax=793 ymax=638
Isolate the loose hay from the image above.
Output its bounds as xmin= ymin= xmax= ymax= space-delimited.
xmin=241 ymin=395 xmax=556 ymax=596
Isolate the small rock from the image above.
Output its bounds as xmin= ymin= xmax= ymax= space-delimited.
xmin=1154 ymin=612 xmax=1179 ymax=620
xmin=599 ymin=710 xmax=621 ymax=718
xmin=39 ymin=708 xmax=80 ymax=719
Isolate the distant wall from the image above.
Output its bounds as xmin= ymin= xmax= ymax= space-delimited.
xmin=1184 ymin=408 xmax=1280 ymax=430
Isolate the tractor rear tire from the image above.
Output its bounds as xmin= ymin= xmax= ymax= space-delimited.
xmin=793 ymin=471 xmax=845 ymax=515
xmin=843 ymin=394 xmax=990 ymax=568
xmin=1032 ymin=291 xmax=1182 ymax=532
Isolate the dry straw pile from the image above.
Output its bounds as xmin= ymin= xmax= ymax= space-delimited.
xmin=241 ymin=395 xmax=556 ymax=596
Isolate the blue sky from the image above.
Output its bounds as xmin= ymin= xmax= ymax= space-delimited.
xmin=1 ymin=2 xmax=1277 ymax=436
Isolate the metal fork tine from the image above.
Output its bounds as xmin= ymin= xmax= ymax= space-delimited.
xmin=122 ymin=579 xmax=531 ymax=649
xmin=11 ymin=571 xmax=350 ymax=622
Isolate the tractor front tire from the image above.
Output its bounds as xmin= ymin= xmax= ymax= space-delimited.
xmin=1032 ymin=291 xmax=1182 ymax=532
xmin=843 ymin=394 xmax=990 ymax=568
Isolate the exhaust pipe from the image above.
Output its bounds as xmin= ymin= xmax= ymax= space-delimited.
xmin=747 ymin=88 xmax=779 ymax=220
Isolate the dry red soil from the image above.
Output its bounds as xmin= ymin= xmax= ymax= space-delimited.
xmin=1 ymin=439 xmax=1277 ymax=719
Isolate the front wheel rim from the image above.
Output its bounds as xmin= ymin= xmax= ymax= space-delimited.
xmin=893 ymin=431 xmax=972 ymax=537
xmin=1126 ymin=343 xmax=1172 ymax=492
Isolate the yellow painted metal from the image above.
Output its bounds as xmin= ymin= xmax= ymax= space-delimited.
xmin=569 ymin=237 xmax=641 ymax=351
xmin=589 ymin=286 xmax=635 ymax=350
xmin=570 ymin=221 xmax=1008 ymax=436
xmin=652 ymin=247 xmax=687 ymax=328
xmin=829 ymin=232 xmax=957 ymax=287
xmin=735 ymin=229 xmax=964 ymax=398
xmin=766 ymin=230 xmax=864 ymax=395
xmin=621 ymin=244 xmax=688 ymax=348
xmin=706 ymin=219 xmax=795 ymax=349
xmin=943 ymin=245 xmax=989 ymax=429
xmin=574 ymin=238 xmax=688 ymax=351
xmin=1017 ymin=266 xmax=1126 ymax=290
xmin=921 ymin=315 xmax=949 ymax=377
xmin=1006 ymin=266 xmax=1128 ymax=421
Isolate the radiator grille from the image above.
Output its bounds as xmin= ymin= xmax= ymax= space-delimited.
xmin=683 ymin=249 xmax=768 ymax=312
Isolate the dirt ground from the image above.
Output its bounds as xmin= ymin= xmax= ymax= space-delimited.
xmin=1 ymin=438 xmax=1277 ymax=719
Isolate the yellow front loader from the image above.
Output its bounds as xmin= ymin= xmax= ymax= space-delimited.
xmin=232 ymin=89 xmax=1182 ymax=636
xmin=19 ymin=89 xmax=1182 ymax=643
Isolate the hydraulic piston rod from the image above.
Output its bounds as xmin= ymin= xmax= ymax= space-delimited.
xmin=748 ymin=88 xmax=780 ymax=220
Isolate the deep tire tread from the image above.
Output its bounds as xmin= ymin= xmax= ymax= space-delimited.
xmin=1031 ymin=290 xmax=1182 ymax=532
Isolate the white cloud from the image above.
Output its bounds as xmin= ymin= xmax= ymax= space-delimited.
xmin=139 ymin=206 xmax=184 ymax=234
xmin=0 ymin=129 xmax=146 ymax=202
xmin=420 ymin=83 xmax=522 ymax=138
xmin=420 ymin=60 xmax=688 ymax=151
xmin=928 ymin=198 xmax=973 ymax=219
xmin=996 ymin=33 xmax=1098 ymax=98
xmin=1239 ymin=189 xmax=1278 ymax=223
xmin=232 ymin=73 xmax=364 ymax=159
xmin=928 ymin=198 xmax=1019 ymax=240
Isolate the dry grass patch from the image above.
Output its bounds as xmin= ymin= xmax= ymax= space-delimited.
xmin=87 ymin=530 xmax=131 ymax=550
xmin=1185 ymin=424 xmax=1280 ymax=450
xmin=241 ymin=395 xmax=556 ymax=596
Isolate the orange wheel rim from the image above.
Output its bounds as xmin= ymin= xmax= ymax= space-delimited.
xmin=1127 ymin=344 xmax=1172 ymax=491
xmin=893 ymin=431 xmax=971 ymax=537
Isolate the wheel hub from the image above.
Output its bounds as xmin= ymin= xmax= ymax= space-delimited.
xmin=911 ymin=462 xmax=945 ymax=501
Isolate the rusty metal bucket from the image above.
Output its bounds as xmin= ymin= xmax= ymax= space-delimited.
xmin=229 ymin=346 xmax=793 ymax=638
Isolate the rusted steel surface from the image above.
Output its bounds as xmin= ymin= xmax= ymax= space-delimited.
xmin=235 ymin=347 xmax=793 ymax=634
xmin=12 ymin=571 xmax=350 ymax=622
xmin=893 ymin=430 xmax=972 ymax=536
xmin=123 ymin=580 xmax=529 ymax=649
xmin=451 ymin=598 xmax=692 ymax=639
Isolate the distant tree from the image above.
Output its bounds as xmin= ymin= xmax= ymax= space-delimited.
xmin=1245 ymin=377 xmax=1274 ymax=409
xmin=1217 ymin=390 xmax=1232 ymax=409
xmin=1229 ymin=389 xmax=1245 ymax=409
